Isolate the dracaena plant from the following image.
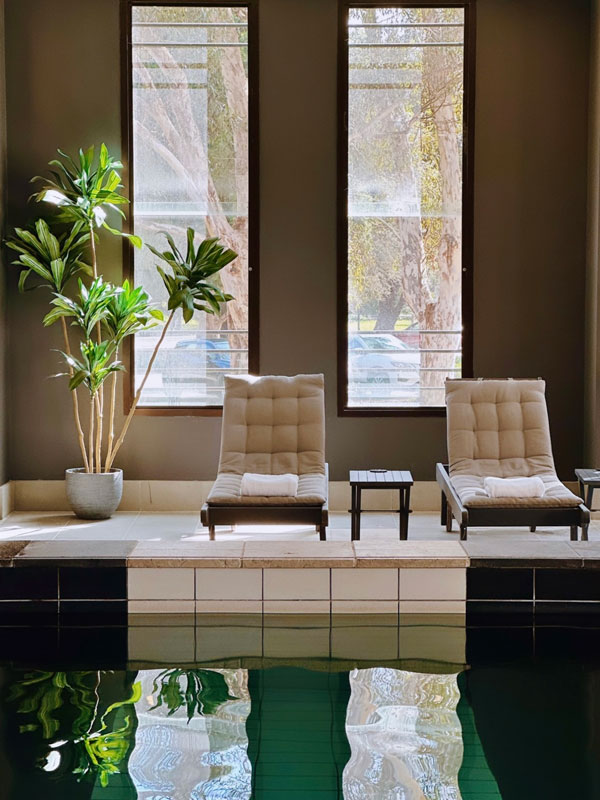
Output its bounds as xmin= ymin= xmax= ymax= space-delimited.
xmin=7 ymin=144 xmax=237 ymax=475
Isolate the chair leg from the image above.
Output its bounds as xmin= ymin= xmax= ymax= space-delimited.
xmin=440 ymin=491 xmax=447 ymax=526
xmin=446 ymin=504 xmax=453 ymax=533
xmin=460 ymin=524 xmax=467 ymax=541
xmin=319 ymin=525 xmax=327 ymax=541
xmin=530 ymin=526 xmax=536 ymax=532
xmin=582 ymin=524 xmax=589 ymax=542
xmin=570 ymin=525 xmax=578 ymax=542
xmin=209 ymin=525 xmax=216 ymax=541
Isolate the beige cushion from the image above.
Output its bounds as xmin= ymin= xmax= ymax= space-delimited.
xmin=446 ymin=379 xmax=582 ymax=508
xmin=208 ymin=374 xmax=327 ymax=507
xmin=207 ymin=472 xmax=327 ymax=506
xmin=217 ymin=373 xmax=326 ymax=475
xmin=451 ymin=472 xmax=581 ymax=508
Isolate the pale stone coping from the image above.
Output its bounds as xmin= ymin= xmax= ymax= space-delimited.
xmin=127 ymin=540 xmax=469 ymax=568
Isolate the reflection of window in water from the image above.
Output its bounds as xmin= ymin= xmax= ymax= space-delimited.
xmin=344 ymin=668 xmax=464 ymax=799
xmin=129 ymin=669 xmax=251 ymax=800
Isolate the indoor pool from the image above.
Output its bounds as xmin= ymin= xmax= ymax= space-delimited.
xmin=1 ymin=626 xmax=599 ymax=799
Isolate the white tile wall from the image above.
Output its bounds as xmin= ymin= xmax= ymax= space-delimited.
xmin=332 ymin=600 xmax=399 ymax=614
xmin=263 ymin=600 xmax=330 ymax=614
xmin=128 ymin=568 xmax=195 ymax=600
xmin=196 ymin=600 xmax=263 ymax=614
xmin=196 ymin=568 xmax=262 ymax=600
xmin=196 ymin=626 xmax=262 ymax=660
xmin=400 ymin=600 xmax=466 ymax=614
xmin=400 ymin=568 xmax=465 ymax=600
xmin=128 ymin=599 xmax=195 ymax=614
xmin=263 ymin=569 xmax=329 ymax=600
xmin=331 ymin=626 xmax=398 ymax=660
xmin=332 ymin=568 xmax=398 ymax=600
xmin=263 ymin=627 xmax=330 ymax=659
xmin=128 ymin=625 xmax=195 ymax=663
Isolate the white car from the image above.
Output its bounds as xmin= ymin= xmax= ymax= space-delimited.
xmin=348 ymin=333 xmax=420 ymax=385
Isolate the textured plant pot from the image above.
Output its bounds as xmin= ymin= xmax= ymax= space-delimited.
xmin=65 ymin=468 xmax=123 ymax=520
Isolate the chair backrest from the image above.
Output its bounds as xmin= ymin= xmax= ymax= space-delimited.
xmin=218 ymin=374 xmax=326 ymax=475
xmin=445 ymin=378 xmax=557 ymax=478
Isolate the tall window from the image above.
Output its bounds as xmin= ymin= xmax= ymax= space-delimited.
xmin=126 ymin=4 xmax=256 ymax=410
xmin=339 ymin=4 xmax=473 ymax=413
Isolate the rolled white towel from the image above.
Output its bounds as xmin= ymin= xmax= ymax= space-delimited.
xmin=483 ymin=476 xmax=545 ymax=499
xmin=241 ymin=473 xmax=299 ymax=497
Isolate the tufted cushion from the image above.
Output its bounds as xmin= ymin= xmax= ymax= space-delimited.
xmin=446 ymin=379 xmax=582 ymax=508
xmin=217 ymin=374 xmax=326 ymax=476
xmin=207 ymin=472 xmax=327 ymax=505
xmin=451 ymin=472 xmax=581 ymax=508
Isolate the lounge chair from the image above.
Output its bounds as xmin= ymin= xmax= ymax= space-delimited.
xmin=436 ymin=378 xmax=589 ymax=541
xmin=201 ymin=373 xmax=329 ymax=540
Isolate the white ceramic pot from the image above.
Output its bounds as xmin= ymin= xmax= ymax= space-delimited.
xmin=65 ymin=468 xmax=123 ymax=520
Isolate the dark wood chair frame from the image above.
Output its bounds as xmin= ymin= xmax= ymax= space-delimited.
xmin=201 ymin=465 xmax=329 ymax=541
xmin=436 ymin=463 xmax=590 ymax=542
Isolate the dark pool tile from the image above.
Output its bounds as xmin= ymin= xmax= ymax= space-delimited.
xmin=0 ymin=567 xmax=58 ymax=599
xmin=58 ymin=627 xmax=128 ymax=668
xmin=0 ymin=626 xmax=59 ymax=663
xmin=59 ymin=566 xmax=126 ymax=599
xmin=535 ymin=600 xmax=600 ymax=616
xmin=0 ymin=600 xmax=59 ymax=623
xmin=535 ymin=627 xmax=600 ymax=658
xmin=467 ymin=567 xmax=533 ymax=600
xmin=467 ymin=600 xmax=534 ymax=627
xmin=59 ymin=600 xmax=128 ymax=625
xmin=466 ymin=627 xmax=534 ymax=663
xmin=536 ymin=569 xmax=600 ymax=601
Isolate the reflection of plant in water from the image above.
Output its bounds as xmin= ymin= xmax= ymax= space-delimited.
xmin=150 ymin=668 xmax=236 ymax=721
xmin=8 ymin=670 xmax=140 ymax=788
xmin=74 ymin=682 xmax=141 ymax=787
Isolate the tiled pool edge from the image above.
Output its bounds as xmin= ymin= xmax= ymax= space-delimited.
xmin=2 ymin=539 xmax=600 ymax=618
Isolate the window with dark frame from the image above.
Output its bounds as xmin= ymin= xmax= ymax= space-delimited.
xmin=339 ymin=3 xmax=474 ymax=415
xmin=123 ymin=2 xmax=257 ymax=412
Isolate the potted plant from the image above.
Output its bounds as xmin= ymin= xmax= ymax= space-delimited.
xmin=7 ymin=144 xmax=236 ymax=519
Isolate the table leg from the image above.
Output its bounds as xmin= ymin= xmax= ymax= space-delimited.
xmin=587 ymin=485 xmax=594 ymax=512
xmin=355 ymin=487 xmax=362 ymax=541
xmin=400 ymin=487 xmax=411 ymax=540
xmin=350 ymin=485 xmax=356 ymax=541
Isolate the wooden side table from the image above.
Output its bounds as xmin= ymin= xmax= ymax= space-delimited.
xmin=349 ymin=470 xmax=413 ymax=541
xmin=575 ymin=468 xmax=600 ymax=511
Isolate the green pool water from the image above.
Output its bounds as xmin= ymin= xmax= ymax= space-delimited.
xmin=1 ymin=631 xmax=599 ymax=799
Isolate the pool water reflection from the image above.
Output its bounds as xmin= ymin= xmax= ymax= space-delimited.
xmin=2 ymin=628 xmax=600 ymax=799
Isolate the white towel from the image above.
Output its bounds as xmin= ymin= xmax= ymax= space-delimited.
xmin=241 ymin=473 xmax=299 ymax=497
xmin=483 ymin=476 xmax=545 ymax=498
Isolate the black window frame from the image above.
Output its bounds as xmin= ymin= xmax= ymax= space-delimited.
xmin=120 ymin=0 xmax=259 ymax=417
xmin=337 ymin=0 xmax=476 ymax=417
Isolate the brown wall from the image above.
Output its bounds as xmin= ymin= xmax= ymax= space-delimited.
xmin=0 ymin=0 xmax=6 ymax=486
xmin=4 ymin=0 xmax=591 ymax=481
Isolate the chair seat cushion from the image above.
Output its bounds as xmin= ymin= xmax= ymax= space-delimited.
xmin=207 ymin=472 xmax=327 ymax=506
xmin=451 ymin=472 xmax=582 ymax=508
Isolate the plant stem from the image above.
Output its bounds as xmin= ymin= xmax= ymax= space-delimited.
xmin=104 ymin=348 xmax=119 ymax=472
xmin=88 ymin=393 xmax=95 ymax=474
xmin=89 ymin=222 xmax=105 ymax=461
xmin=105 ymin=310 xmax=175 ymax=471
xmin=61 ymin=317 xmax=90 ymax=472
xmin=95 ymin=393 xmax=102 ymax=474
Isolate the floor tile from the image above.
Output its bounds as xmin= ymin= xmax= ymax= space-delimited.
xmin=129 ymin=625 xmax=195 ymax=664
xmin=263 ymin=600 xmax=331 ymax=614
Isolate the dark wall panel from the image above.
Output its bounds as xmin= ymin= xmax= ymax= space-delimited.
xmin=4 ymin=0 xmax=591 ymax=480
